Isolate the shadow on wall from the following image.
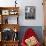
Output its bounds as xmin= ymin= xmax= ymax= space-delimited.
xmin=18 ymin=26 xmax=44 ymax=44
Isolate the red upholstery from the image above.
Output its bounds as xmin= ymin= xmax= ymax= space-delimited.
xmin=21 ymin=28 xmax=41 ymax=46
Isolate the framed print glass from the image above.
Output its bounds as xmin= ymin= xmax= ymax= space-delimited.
xmin=25 ymin=6 xmax=36 ymax=19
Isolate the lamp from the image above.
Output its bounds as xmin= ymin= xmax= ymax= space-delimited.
xmin=15 ymin=0 xmax=17 ymax=7
xmin=13 ymin=28 xmax=18 ymax=41
xmin=14 ymin=28 xmax=17 ymax=32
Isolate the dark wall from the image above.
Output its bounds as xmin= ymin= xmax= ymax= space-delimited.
xmin=18 ymin=26 xmax=44 ymax=44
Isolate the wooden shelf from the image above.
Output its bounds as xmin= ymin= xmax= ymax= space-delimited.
xmin=0 ymin=7 xmax=19 ymax=10
xmin=0 ymin=24 xmax=20 ymax=32
xmin=2 ymin=40 xmax=19 ymax=42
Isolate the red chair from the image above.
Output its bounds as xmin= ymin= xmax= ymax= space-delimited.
xmin=21 ymin=28 xmax=41 ymax=46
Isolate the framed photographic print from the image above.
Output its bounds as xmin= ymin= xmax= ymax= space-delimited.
xmin=25 ymin=6 xmax=36 ymax=19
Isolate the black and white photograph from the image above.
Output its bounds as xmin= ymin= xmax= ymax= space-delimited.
xmin=25 ymin=6 xmax=36 ymax=19
xmin=0 ymin=0 xmax=44 ymax=46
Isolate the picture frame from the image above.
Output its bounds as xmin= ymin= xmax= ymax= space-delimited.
xmin=25 ymin=6 xmax=36 ymax=19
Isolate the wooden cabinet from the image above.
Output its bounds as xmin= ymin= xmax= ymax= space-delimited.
xmin=0 ymin=7 xmax=20 ymax=46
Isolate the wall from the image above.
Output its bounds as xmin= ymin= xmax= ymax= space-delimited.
xmin=0 ymin=0 xmax=44 ymax=26
xmin=18 ymin=0 xmax=44 ymax=26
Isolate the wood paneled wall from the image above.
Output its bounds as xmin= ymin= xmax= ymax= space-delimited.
xmin=43 ymin=0 xmax=46 ymax=26
xmin=43 ymin=0 xmax=46 ymax=46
